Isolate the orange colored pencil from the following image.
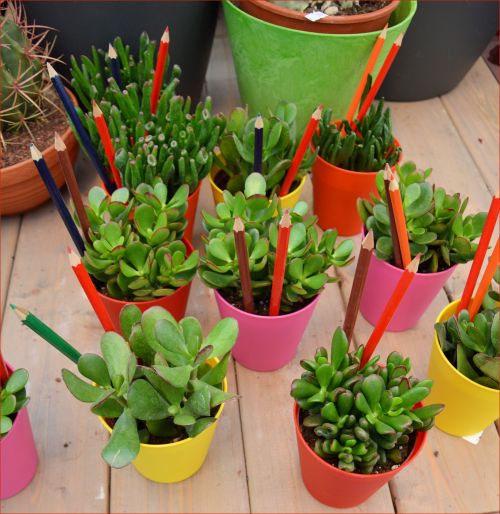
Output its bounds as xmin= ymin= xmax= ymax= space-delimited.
xmin=269 ymin=211 xmax=292 ymax=316
xmin=68 ymin=248 xmax=115 ymax=331
xmin=389 ymin=177 xmax=411 ymax=267
xmin=360 ymin=254 xmax=420 ymax=367
xmin=151 ymin=26 xmax=169 ymax=114
xmin=92 ymin=101 xmax=122 ymax=188
xmin=345 ymin=25 xmax=388 ymax=124
xmin=468 ymin=238 xmax=500 ymax=319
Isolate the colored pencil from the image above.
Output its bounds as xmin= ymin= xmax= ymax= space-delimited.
xmin=360 ymin=254 xmax=420 ymax=367
xmin=54 ymin=132 xmax=92 ymax=244
xmin=343 ymin=230 xmax=374 ymax=341
xmin=30 ymin=144 xmax=85 ymax=256
xmin=0 ymin=353 xmax=10 ymax=385
xmin=11 ymin=305 xmax=82 ymax=364
xmin=389 ymin=176 xmax=411 ymax=267
xmin=108 ymin=43 xmax=123 ymax=89
xmin=384 ymin=164 xmax=403 ymax=269
xmin=280 ymin=105 xmax=322 ymax=196
xmin=68 ymin=248 xmax=115 ymax=331
xmin=269 ymin=210 xmax=292 ymax=316
xmin=254 ymin=114 xmax=264 ymax=173
xmin=151 ymin=26 xmax=169 ymax=114
xmin=233 ymin=217 xmax=255 ymax=313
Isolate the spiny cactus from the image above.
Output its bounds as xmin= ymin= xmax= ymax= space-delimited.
xmin=357 ymin=161 xmax=487 ymax=273
xmin=62 ymin=306 xmax=238 ymax=468
xmin=291 ymin=328 xmax=443 ymax=474
xmin=83 ymin=181 xmax=198 ymax=301
xmin=313 ymin=100 xmax=401 ymax=172
xmin=214 ymin=102 xmax=316 ymax=196
xmin=0 ymin=1 xmax=59 ymax=149
xmin=1 ymin=368 xmax=30 ymax=436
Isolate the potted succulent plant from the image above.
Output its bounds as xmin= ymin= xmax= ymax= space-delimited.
xmin=199 ymin=174 xmax=354 ymax=371
xmin=222 ymin=0 xmax=416 ymax=131
xmin=291 ymin=327 xmax=443 ymax=507
xmin=240 ymin=0 xmax=401 ymax=34
xmin=426 ymin=298 xmax=498 ymax=437
xmin=0 ymin=1 xmax=78 ymax=215
xmin=0 ymin=366 xmax=38 ymax=499
xmin=68 ymin=32 xmax=226 ymax=241
xmin=61 ymin=305 xmax=238 ymax=482
xmin=357 ymin=161 xmax=486 ymax=331
xmin=210 ymin=102 xmax=316 ymax=209
xmin=83 ymin=181 xmax=198 ymax=330
xmin=312 ymin=100 xmax=401 ymax=235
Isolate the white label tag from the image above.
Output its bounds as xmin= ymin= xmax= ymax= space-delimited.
xmin=305 ymin=11 xmax=328 ymax=21
xmin=462 ymin=431 xmax=484 ymax=445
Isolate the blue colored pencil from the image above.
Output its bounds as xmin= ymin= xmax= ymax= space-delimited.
xmin=108 ymin=43 xmax=123 ymax=89
xmin=254 ymin=114 xmax=263 ymax=173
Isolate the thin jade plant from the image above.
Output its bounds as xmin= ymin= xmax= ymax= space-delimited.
xmin=62 ymin=305 xmax=238 ymax=468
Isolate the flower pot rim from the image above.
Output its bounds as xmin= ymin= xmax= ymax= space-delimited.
xmin=433 ymin=299 xmax=500 ymax=396
xmin=0 ymin=87 xmax=78 ymax=176
xmin=293 ymin=401 xmax=427 ymax=480
xmin=208 ymin=167 xmax=306 ymax=202
xmin=214 ymin=289 xmax=320 ymax=320
xmin=0 ymin=362 xmax=28 ymax=445
xmin=99 ymin=358 xmax=227 ymax=449
xmin=225 ymin=0 xmax=415 ymax=37
xmin=95 ymin=237 xmax=195 ymax=305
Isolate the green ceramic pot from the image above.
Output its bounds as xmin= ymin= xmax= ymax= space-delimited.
xmin=223 ymin=0 xmax=417 ymax=131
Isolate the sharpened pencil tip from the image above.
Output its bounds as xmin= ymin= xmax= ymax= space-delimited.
xmin=108 ymin=43 xmax=117 ymax=59
xmin=54 ymin=132 xmax=66 ymax=151
xmin=67 ymin=247 xmax=80 ymax=267
xmin=383 ymin=163 xmax=392 ymax=181
xmin=233 ymin=217 xmax=245 ymax=232
xmin=10 ymin=304 xmax=16 ymax=310
xmin=280 ymin=210 xmax=292 ymax=228
xmin=92 ymin=100 xmax=102 ymax=117
xmin=161 ymin=26 xmax=170 ymax=43
xmin=380 ymin=25 xmax=388 ymax=38
xmin=407 ymin=254 xmax=421 ymax=273
xmin=395 ymin=32 xmax=404 ymax=46
xmin=389 ymin=176 xmax=400 ymax=192
xmin=255 ymin=114 xmax=263 ymax=130
xmin=362 ymin=230 xmax=374 ymax=250
xmin=312 ymin=105 xmax=322 ymax=120
xmin=30 ymin=144 xmax=43 ymax=161
xmin=46 ymin=62 xmax=57 ymax=78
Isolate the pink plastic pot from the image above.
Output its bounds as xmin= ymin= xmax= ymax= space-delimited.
xmin=360 ymin=252 xmax=457 ymax=332
xmin=0 ymin=364 xmax=38 ymax=500
xmin=214 ymin=291 xmax=320 ymax=371
xmin=294 ymin=403 xmax=427 ymax=507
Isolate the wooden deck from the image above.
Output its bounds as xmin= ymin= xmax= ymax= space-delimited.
xmin=1 ymin=16 xmax=499 ymax=514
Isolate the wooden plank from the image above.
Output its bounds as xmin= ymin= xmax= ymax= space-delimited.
xmin=0 ymin=157 xmax=109 ymax=513
xmin=441 ymin=58 xmax=499 ymax=194
xmin=1 ymin=215 xmax=21 ymax=317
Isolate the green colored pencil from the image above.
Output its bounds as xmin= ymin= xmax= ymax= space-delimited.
xmin=11 ymin=304 xmax=81 ymax=364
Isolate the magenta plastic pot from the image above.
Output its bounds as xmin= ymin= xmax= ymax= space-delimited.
xmin=360 ymin=253 xmax=457 ymax=332
xmin=0 ymin=364 xmax=38 ymax=500
xmin=214 ymin=291 xmax=320 ymax=371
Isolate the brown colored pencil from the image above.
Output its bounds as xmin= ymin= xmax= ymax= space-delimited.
xmin=233 ymin=217 xmax=255 ymax=314
xmin=384 ymin=164 xmax=403 ymax=269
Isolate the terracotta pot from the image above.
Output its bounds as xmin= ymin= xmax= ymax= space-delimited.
xmin=294 ymin=402 xmax=427 ymax=507
xmin=312 ymin=135 xmax=401 ymax=236
xmin=239 ymin=0 xmax=400 ymax=34
xmin=184 ymin=180 xmax=202 ymax=242
xmin=96 ymin=238 xmax=194 ymax=332
xmin=0 ymin=88 xmax=79 ymax=216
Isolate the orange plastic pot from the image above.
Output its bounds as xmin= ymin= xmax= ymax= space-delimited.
xmin=96 ymin=239 xmax=194 ymax=332
xmin=294 ymin=403 xmax=427 ymax=507
xmin=311 ymin=135 xmax=401 ymax=236
xmin=184 ymin=181 xmax=202 ymax=242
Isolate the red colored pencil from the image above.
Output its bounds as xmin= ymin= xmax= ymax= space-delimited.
xmin=457 ymin=194 xmax=500 ymax=313
xmin=389 ymin=177 xmax=411 ymax=268
xmin=269 ymin=211 xmax=292 ymax=316
xmin=0 ymin=353 xmax=10 ymax=385
xmin=357 ymin=32 xmax=404 ymax=122
xmin=280 ymin=106 xmax=322 ymax=197
xmin=360 ymin=254 xmax=420 ymax=367
xmin=68 ymin=248 xmax=115 ymax=331
xmin=151 ymin=26 xmax=169 ymax=115
xmin=92 ymin=101 xmax=122 ymax=188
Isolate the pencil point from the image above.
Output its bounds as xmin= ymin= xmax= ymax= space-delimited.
xmin=255 ymin=114 xmax=263 ymax=130
xmin=395 ymin=32 xmax=404 ymax=46
xmin=92 ymin=100 xmax=102 ymax=117
xmin=280 ymin=210 xmax=292 ymax=227
xmin=312 ymin=105 xmax=322 ymax=120
xmin=30 ymin=143 xmax=43 ymax=161
xmin=46 ymin=62 xmax=57 ymax=78
xmin=407 ymin=254 xmax=421 ymax=273
xmin=161 ymin=26 xmax=170 ymax=43
xmin=54 ymin=132 xmax=66 ymax=151
xmin=362 ymin=230 xmax=374 ymax=250
xmin=233 ymin=217 xmax=245 ymax=232
xmin=10 ymin=303 xmax=16 ymax=310
xmin=68 ymin=247 xmax=80 ymax=267
xmin=380 ymin=25 xmax=388 ymax=39
xmin=389 ymin=176 xmax=400 ymax=192
xmin=108 ymin=43 xmax=117 ymax=59
xmin=383 ymin=163 xmax=392 ymax=181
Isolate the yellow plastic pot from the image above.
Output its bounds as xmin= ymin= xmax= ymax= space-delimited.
xmin=425 ymin=300 xmax=499 ymax=436
xmin=209 ymin=168 xmax=306 ymax=210
xmin=100 ymin=369 xmax=227 ymax=483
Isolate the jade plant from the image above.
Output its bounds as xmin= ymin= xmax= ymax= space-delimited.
xmin=83 ymin=181 xmax=198 ymax=300
xmin=69 ymin=32 xmax=226 ymax=196
xmin=213 ymin=102 xmax=316 ymax=196
xmin=1 ymin=368 xmax=30 ymax=436
xmin=0 ymin=1 xmax=59 ymax=149
xmin=435 ymin=307 xmax=499 ymax=390
xmin=199 ymin=174 xmax=354 ymax=313
xmin=482 ymin=267 xmax=499 ymax=311
xmin=291 ymin=328 xmax=443 ymax=473
xmin=62 ymin=306 xmax=238 ymax=468
xmin=357 ymin=161 xmax=487 ymax=273
xmin=313 ymin=100 xmax=401 ymax=172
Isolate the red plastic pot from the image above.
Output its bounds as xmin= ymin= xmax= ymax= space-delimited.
xmin=184 ymin=181 xmax=201 ymax=242
xmin=294 ymin=402 xmax=427 ymax=508
xmin=97 ymin=239 xmax=194 ymax=332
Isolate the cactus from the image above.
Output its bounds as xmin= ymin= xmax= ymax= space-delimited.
xmin=199 ymin=174 xmax=354 ymax=313
xmin=0 ymin=1 xmax=59 ymax=149
xmin=62 ymin=306 xmax=238 ymax=468
xmin=214 ymin=102 xmax=317 ymax=196
xmin=435 ymin=305 xmax=499 ymax=390
xmin=1 ymin=368 xmax=30 ymax=436
xmin=313 ymin=100 xmax=401 ymax=172
xmin=291 ymin=328 xmax=443 ymax=473
xmin=357 ymin=161 xmax=487 ymax=273
xmin=83 ymin=181 xmax=198 ymax=301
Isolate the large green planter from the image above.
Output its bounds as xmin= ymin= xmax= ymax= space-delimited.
xmin=223 ymin=0 xmax=417 ymax=130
